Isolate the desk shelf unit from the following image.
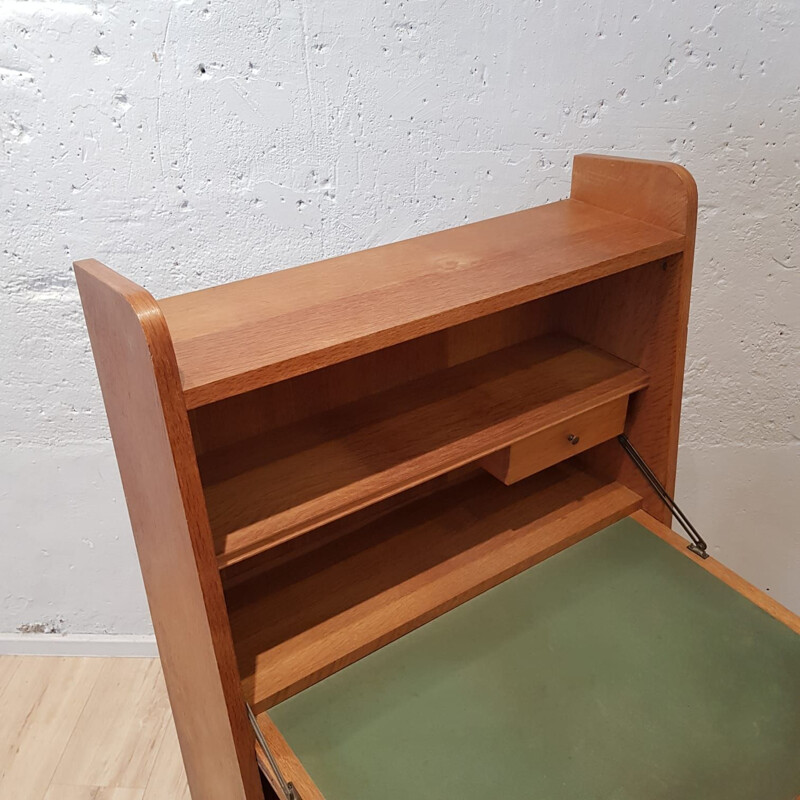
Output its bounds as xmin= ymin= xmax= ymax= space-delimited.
xmin=76 ymin=154 xmax=701 ymax=799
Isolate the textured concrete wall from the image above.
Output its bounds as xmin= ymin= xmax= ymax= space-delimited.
xmin=2 ymin=0 xmax=798 ymax=637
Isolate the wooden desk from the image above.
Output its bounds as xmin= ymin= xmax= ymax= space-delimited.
xmin=75 ymin=153 xmax=798 ymax=799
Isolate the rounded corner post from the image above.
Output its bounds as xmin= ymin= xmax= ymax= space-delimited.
xmin=73 ymin=259 xmax=264 ymax=800
xmin=570 ymin=153 xmax=696 ymax=236
xmin=74 ymin=258 xmax=158 ymax=315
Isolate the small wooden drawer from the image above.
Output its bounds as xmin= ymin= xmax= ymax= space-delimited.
xmin=479 ymin=395 xmax=629 ymax=485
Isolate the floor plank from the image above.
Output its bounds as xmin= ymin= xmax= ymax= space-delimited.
xmin=44 ymin=787 xmax=144 ymax=800
xmin=0 ymin=656 xmax=20 ymax=698
xmin=142 ymin=719 xmax=191 ymax=800
xmin=0 ymin=656 xmax=191 ymax=800
xmin=0 ymin=657 xmax=103 ymax=800
xmin=51 ymin=659 xmax=172 ymax=791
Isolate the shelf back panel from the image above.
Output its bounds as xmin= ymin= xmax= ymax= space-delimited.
xmin=188 ymin=296 xmax=560 ymax=459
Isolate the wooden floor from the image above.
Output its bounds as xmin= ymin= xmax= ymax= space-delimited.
xmin=0 ymin=656 xmax=189 ymax=800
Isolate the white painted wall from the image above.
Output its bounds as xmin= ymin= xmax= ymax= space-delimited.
xmin=2 ymin=0 xmax=798 ymax=642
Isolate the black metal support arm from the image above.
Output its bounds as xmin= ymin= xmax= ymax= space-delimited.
xmin=617 ymin=433 xmax=709 ymax=559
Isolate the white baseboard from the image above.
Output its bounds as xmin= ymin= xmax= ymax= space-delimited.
xmin=0 ymin=633 xmax=159 ymax=658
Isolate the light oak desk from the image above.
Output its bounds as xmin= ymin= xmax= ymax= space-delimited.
xmin=75 ymin=154 xmax=800 ymax=799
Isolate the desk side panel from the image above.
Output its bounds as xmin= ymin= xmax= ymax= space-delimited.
xmin=567 ymin=155 xmax=698 ymax=522
xmin=74 ymin=259 xmax=263 ymax=800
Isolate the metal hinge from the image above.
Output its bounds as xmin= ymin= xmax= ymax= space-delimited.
xmin=247 ymin=704 xmax=301 ymax=800
xmin=617 ymin=433 xmax=710 ymax=559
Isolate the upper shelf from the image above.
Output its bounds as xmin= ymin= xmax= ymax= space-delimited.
xmin=159 ymin=199 xmax=684 ymax=408
xmin=201 ymin=334 xmax=647 ymax=569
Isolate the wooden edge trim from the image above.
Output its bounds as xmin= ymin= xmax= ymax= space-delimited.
xmin=256 ymin=713 xmax=325 ymax=800
xmin=631 ymin=510 xmax=800 ymax=636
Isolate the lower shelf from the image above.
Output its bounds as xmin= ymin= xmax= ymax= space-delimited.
xmin=226 ymin=464 xmax=642 ymax=712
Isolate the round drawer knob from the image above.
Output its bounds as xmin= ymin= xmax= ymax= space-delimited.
xmin=567 ymin=433 xmax=580 ymax=445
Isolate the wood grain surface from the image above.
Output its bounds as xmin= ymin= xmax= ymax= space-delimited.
xmin=480 ymin=394 xmax=629 ymax=484
xmin=200 ymin=335 xmax=646 ymax=568
xmin=158 ymin=199 xmax=683 ymax=407
xmin=226 ymin=464 xmax=642 ymax=711
xmin=73 ymin=154 xmax=701 ymax=799
xmin=564 ymin=154 xmax=698 ymax=523
xmin=187 ymin=298 xmax=561 ymax=459
xmin=254 ymin=714 xmax=325 ymax=800
xmin=0 ymin=656 xmax=191 ymax=800
xmin=74 ymin=260 xmax=263 ymax=800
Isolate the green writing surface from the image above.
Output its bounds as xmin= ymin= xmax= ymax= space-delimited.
xmin=270 ymin=517 xmax=800 ymax=799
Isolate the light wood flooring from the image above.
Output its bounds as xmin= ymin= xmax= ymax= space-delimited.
xmin=0 ymin=656 xmax=189 ymax=800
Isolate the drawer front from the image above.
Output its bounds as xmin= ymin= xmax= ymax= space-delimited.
xmin=480 ymin=395 xmax=629 ymax=485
